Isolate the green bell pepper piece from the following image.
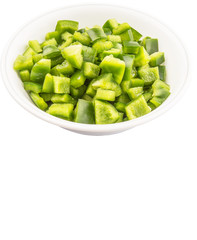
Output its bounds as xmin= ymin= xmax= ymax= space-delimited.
xmin=55 ymin=20 xmax=79 ymax=34
xmin=82 ymin=45 xmax=97 ymax=63
xmin=33 ymin=53 xmax=43 ymax=63
xmin=42 ymin=73 xmax=54 ymax=93
xmin=150 ymin=79 xmax=170 ymax=107
xmin=51 ymin=93 xmax=76 ymax=104
xmin=28 ymin=40 xmax=42 ymax=53
xmin=100 ymin=55 xmax=125 ymax=84
xmin=123 ymin=41 xmax=140 ymax=54
xmin=113 ymin=23 xmax=131 ymax=35
xmin=143 ymin=87 xmax=153 ymax=102
xmin=122 ymin=55 xmax=135 ymax=81
xmin=14 ymin=55 xmax=33 ymax=71
xmin=86 ymin=79 xmax=97 ymax=97
xmin=23 ymin=47 xmax=36 ymax=57
xmin=101 ymin=48 xmax=122 ymax=60
xmin=61 ymin=45 xmax=83 ymax=69
xmin=130 ymin=78 xmax=144 ymax=87
xmin=24 ymin=82 xmax=42 ymax=93
xmin=39 ymin=93 xmax=53 ymax=102
xmin=95 ymin=88 xmax=116 ymax=101
xmin=120 ymin=29 xmax=133 ymax=42
xmin=86 ymin=27 xmax=107 ymax=42
xmin=144 ymin=38 xmax=158 ymax=55
xmin=125 ymin=95 xmax=151 ymax=120
xmin=41 ymin=38 xmax=57 ymax=48
xmin=43 ymin=45 xmax=61 ymax=59
xmin=114 ymin=102 xmax=126 ymax=113
xmin=127 ymin=87 xmax=143 ymax=100
xmin=73 ymin=31 xmax=91 ymax=46
xmin=134 ymin=46 xmax=150 ymax=67
xmin=83 ymin=62 xmax=100 ymax=79
xmin=53 ymin=75 xmax=70 ymax=94
xmin=130 ymin=27 xmax=142 ymax=41
xmin=92 ymin=40 xmax=113 ymax=53
xmin=158 ymin=65 xmax=166 ymax=81
xmin=70 ymin=85 xmax=87 ymax=99
xmin=51 ymin=60 xmax=74 ymax=76
xmin=74 ymin=99 xmax=95 ymax=124
xmin=30 ymin=92 xmax=48 ymax=111
xmin=30 ymin=59 xmax=51 ymax=83
xmin=19 ymin=70 xmax=30 ymax=82
xmin=95 ymin=100 xmax=119 ymax=124
xmin=46 ymin=103 xmax=74 ymax=120
xmin=103 ymin=27 xmax=112 ymax=36
xmin=45 ymin=31 xmax=61 ymax=44
xmin=50 ymin=55 xmax=65 ymax=68
xmin=103 ymin=19 xmax=119 ymax=31
xmin=107 ymin=35 xmax=121 ymax=43
xmin=149 ymin=52 xmax=165 ymax=67
xmin=92 ymin=73 xmax=122 ymax=97
xmin=138 ymin=66 xmax=160 ymax=86
xmin=70 ymin=70 xmax=86 ymax=88
xmin=116 ymin=92 xmax=130 ymax=104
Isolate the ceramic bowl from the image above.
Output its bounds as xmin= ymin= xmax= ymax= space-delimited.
xmin=1 ymin=4 xmax=188 ymax=135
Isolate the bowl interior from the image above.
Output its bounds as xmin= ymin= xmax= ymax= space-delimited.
xmin=2 ymin=4 xmax=188 ymax=135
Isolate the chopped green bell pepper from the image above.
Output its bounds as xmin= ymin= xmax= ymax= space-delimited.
xmin=95 ymin=100 xmax=119 ymax=124
xmin=61 ymin=45 xmax=83 ymax=69
xmin=30 ymin=92 xmax=48 ymax=111
xmin=24 ymin=82 xmax=42 ymax=93
xmin=125 ymin=95 xmax=151 ymax=120
xmin=100 ymin=55 xmax=125 ymax=84
xmin=86 ymin=27 xmax=107 ymax=42
xmin=14 ymin=55 xmax=33 ymax=71
xmin=30 ymin=59 xmax=51 ymax=83
xmin=70 ymin=70 xmax=86 ymax=88
xmin=74 ymin=99 xmax=95 ymax=124
xmin=47 ymin=103 xmax=74 ymax=120
xmin=55 ymin=20 xmax=79 ymax=34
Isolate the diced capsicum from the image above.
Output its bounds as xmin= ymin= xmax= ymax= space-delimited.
xmin=46 ymin=103 xmax=74 ymax=120
xmin=70 ymin=85 xmax=87 ymax=99
xmin=19 ymin=70 xmax=30 ymax=82
xmin=43 ymin=45 xmax=61 ymax=59
xmin=73 ymin=31 xmax=91 ymax=46
xmin=125 ymin=95 xmax=151 ymax=120
xmin=150 ymin=79 xmax=170 ymax=107
xmin=74 ymin=99 xmax=95 ymax=124
xmin=134 ymin=46 xmax=150 ymax=67
xmin=24 ymin=82 xmax=42 ymax=93
xmin=14 ymin=55 xmax=34 ymax=71
xmin=70 ymin=70 xmax=86 ymax=88
xmin=149 ymin=52 xmax=165 ymax=67
xmin=92 ymin=40 xmax=113 ymax=53
xmin=123 ymin=41 xmax=140 ymax=54
xmin=127 ymin=87 xmax=143 ymax=100
xmin=61 ymin=45 xmax=83 ymax=69
xmin=53 ymin=75 xmax=70 ymax=94
xmin=45 ymin=31 xmax=61 ymax=43
xmin=86 ymin=27 xmax=107 ymax=42
xmin=100 ymin=55 xmax=125 ymax=84
xmin=113 ymin=23 xmax=130 ymax=35
xmin=51 ymin=60 xmax=74 ymax=76
xmin=29 ymin=92 xmax=48 ymax=111
xmin=83 ymin=62 xmax=100 ymax=79
xmin=103 ymin=18 xmax=119 ymax=31
xmin=95 ymin=100 xmax=119 ymax=124
xmin=30 ymin=59 xmax=51 ymax=83
xmin=28 ymin=40 xmax=42 ymax=53
xmin=119 ymin=29 xmax=133 ymax=41
xmin=95 ymin=88 xmax=116 ymax=101
xmin=158 ymin=65 xmax=166 ymax=81
xmin=122 ymin=55 xmax=135 ymax=81
xmin=92 ymin=73 xmax=122 ymax=97
xmin=138 ymin=66 xmax=160 ymax=86
xmin=55 ymin=20 xmax=79 ymax=34
xmin=51 ymin=93 xmax=76 ymax=104
xmin=144 ymin=38 xmax=158 ymax=55
xmin=82 ymin=45 xmax=97 ymax=63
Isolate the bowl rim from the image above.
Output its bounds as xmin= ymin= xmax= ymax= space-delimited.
xmin=1 ymin=3 xmax=190 ymax=134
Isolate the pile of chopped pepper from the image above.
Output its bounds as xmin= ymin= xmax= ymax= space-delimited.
xmin=13 ymin=19 xmax=170 ymax=124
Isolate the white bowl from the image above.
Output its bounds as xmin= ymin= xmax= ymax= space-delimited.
xmin=1 ymin=4 xmax=188 ymax=135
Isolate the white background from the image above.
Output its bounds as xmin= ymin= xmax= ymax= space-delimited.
xmin=0 ymin=0 xmax=196 ymax=239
